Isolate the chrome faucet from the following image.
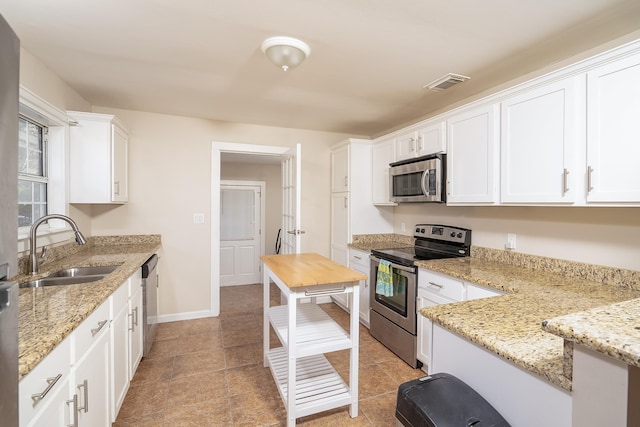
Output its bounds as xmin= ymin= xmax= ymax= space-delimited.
xmin=28 ymin=214 xmax=87 ymax=275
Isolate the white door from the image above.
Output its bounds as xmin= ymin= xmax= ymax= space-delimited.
xmin=220 ymin=183 xmax=262 ymax=286
xmin=281 ymin=144 xmax=302 ymax=254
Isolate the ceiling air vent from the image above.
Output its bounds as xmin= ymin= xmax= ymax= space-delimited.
xmin=424 ymin=73 xmax=470 ymax=91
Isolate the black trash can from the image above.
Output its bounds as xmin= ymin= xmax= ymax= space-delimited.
xmin=396 ymin=373 xmax=511 ymax=427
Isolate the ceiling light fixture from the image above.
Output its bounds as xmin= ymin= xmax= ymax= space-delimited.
xmin=261 ymin=36 xmax=311 ymax=71
xmin=424 ymin=73 xmax=471 ymax=91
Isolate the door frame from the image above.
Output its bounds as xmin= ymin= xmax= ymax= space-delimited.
xmin=220 ymin=180 xmax=266 ymax=287
xmin=211 ymin=142 xmax=290 ymax=316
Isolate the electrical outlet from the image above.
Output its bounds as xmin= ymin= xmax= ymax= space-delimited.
xmin=193 ymin=213 xmax=205 ymax=224
xmin=506 ymin=233 xmax=516 ymax=250
xmin=401 ymin=222 xmax=406 ymax=232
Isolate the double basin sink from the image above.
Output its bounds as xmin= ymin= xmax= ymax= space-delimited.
xmin=20 ymin=265 xmax=120 ymax=288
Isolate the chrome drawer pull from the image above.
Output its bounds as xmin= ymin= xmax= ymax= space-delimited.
xmin=66 ymin=394 xmax=78 ymax=427
xmin=77 ymin=379 xmax=89 ymax=413
xmin=428 ymin=281 xmax=443 ymax=288
xmin=305 ymin=286 xmax=346 ymax=296
xmin=91 ymin=320 xmax=108 ymax=336
xmin=31 ymin=373 xmax=62 ymax=405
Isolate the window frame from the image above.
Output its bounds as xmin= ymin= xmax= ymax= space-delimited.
xmin=18 ymin=114 xmax=49 ymax=228
xmin=17 ymin=86 xmax=74 ymax=252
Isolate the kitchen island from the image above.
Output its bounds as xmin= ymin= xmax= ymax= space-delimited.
xmin=261 ymin=253 xmax=365 ymax=427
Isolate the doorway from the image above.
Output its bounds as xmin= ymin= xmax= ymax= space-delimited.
xmin=219 ymin=181 xmax=265 ymax=286
xmin=211 ymin=142 xmax=300 ymax=317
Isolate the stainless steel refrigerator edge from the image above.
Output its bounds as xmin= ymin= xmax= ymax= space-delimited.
xmin=0 ymin=13 xmax=20 ymax=427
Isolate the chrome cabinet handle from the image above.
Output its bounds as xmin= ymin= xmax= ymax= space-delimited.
xmin=128 ymin=311 xmax=134 ymax=331
xmin=114 ymin=180 xmax=120 ymax=196
xmin=353 ymin=255 xmax=362 ymax=260
xmin=344 ymin=197 xmax=348 ymax=208
xmin=344 ymin=176 xmax=348 ymax=187
xmin=428 ymin=281 xmax=443 ymax=288
xmin=31 ymin=373 xmax=62 ymax=405
xmin=587 ymin=166 xmax=594 ymax=192
xmin=417 ymin=136 xmax=423 ymax=151
xmin=133 ymin=306 xmax=139 ymax=327
xmin=563 ymin=168 xmax=570 ymax=194
xmin=91 ymin=320 xmax=108 ymax=336
xmin=66 ymin=394 xmax=78 ymax=427
xmin=77 ymin=379 xmax=89 ymax=413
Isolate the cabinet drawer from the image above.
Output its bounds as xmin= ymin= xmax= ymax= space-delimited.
xmin=419 ymin=270 xmax=464 ymax=301
xmin=349 ymin=249 xmax=370 ymax=268
xmin=467 ymin=283 xmax=503 ymax=300
xmin=19 ymin=337 xmax=71 ymax=427
xmin=111 ymin=280 xmax=129 ymax=317
xmin=73 ymin=298 xmax=110 ymax=362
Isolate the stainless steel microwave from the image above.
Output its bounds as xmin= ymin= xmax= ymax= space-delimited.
xmin=389 ymin=153 xmax=446 ymax=203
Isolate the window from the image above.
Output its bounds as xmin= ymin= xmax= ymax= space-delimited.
xmin=18 ymin=116 xmax=48 ymax=227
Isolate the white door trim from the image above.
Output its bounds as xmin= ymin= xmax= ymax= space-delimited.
xmin=220 ymin=180 xmax=266 ymax=286
xmin=211 ymin=142 xmax=289 ymax=317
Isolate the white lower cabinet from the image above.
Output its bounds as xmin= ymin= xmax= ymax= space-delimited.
xmin=72 ymin=299 xmax=110 ymax=427
xmin=417 ymin=269 xmax=503 ymax=371
xmin=349 ymin=248 xmax=370 ymax=327
xmin=19 ymin=269 xmax=146 ymax=427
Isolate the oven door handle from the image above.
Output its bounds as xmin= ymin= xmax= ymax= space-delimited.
xmin=369 ymin=255 xmax=416 ymax=273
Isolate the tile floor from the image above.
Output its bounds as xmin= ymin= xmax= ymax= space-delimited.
xmin=114 ymin=283 xmax=425 ymax=426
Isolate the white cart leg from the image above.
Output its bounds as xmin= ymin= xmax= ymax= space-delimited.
xmin=287 ymin=293 xmax=298 ymax=426
xmin=349 ymin=284 xmax=360 ymax=417
xmin=263 ymin=265 xmax=270 ymax=367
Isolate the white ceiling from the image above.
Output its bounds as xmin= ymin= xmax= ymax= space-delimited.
xmin=2 ymin=0 xmax=640 ymax=137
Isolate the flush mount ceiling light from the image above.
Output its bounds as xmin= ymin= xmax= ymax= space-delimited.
xmin=424 ymin=73 xmax=471 ymax=91
xmin=261 ymin=36 xmax=311 ymax=71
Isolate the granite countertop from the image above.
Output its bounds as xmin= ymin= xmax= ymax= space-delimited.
xmin=349 ymin=233 xmax=413 ymax=252
xmin=416 ymin=257 xmax=640 ymax=391
xmin=17 ymin=236 xmax=161 ymax=380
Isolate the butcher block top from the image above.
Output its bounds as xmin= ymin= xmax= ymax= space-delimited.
xmin=260 ymin=253 xmax=366 ymax=289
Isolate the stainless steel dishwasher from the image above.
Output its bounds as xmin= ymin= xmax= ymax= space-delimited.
xmin=141 ymin=254 xmax=158 ymax=357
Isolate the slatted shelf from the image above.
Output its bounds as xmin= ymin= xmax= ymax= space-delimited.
xmin=267 ymin=347 xmax=353 ymax=418
xmin=269 ymin=304 xmax=352 ymax=357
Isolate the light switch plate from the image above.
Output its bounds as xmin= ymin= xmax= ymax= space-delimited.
xmin=506 ymin=233 xmax=516 ymax=250
xmin=193 ymin=213 xmax=205 ymax=224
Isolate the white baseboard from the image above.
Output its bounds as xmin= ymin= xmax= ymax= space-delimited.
xmin=157 ymin=310 xmax=213 ymax=323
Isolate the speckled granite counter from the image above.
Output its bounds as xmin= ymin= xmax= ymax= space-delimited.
xmin=416 ymin=256 xmax=640 ymax=391
xmin=350 ymin=233 xmax=413 ymax=251
xmin=16 ymin=235 xmax=161 ymax=380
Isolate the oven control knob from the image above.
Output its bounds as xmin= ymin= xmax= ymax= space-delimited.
xmin=450 ymin=232 xmax=456 ymax=238
xmin=457 ymin=232 xmax=463 ymax=238
xmin=420 ymin=228 xmax=426 ymax=233
xmin=415 ymin=227 xmax=420 ymax=233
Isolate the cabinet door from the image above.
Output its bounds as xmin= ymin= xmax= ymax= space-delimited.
xmin=74 ymin=329 xmax=110 ymax=427
xmin=330 ymin=192 xmax=349 ymax=251
xmin=416 ymin=121 xmax=446 ymax=156
xmin=349 ymin=249 xmax=370 ymax=327
xmin=416 ymin=295 xmax=432 ymax=369
xmin=129 ymin=286 xmax=144 ymax=377
xmin=372 ymin=138 xmax=396 ymax=205
xmin=28 ymin=376 xmax=72 ymax=427
xmin=446 ymin=104 xmax=499 ymax=204
xmin=111 ymin=124 xmax=128 ymax=202
xmin=395 ymin=130 xmax=417 ymax=161
xmin=501 ymin=76 xmax=583 ymax=204
xmin=587 ymin=52 xmax=640 ymax=203
xmin=110 ymin=302 xmax=129 ymax=421
xmin=331 ymin=145 xmax=349 ymax=192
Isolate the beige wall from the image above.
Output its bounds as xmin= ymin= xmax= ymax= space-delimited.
xmin=394 ymin=204 xmax=640 ymax=271
xmin=89 ymin=107 xmax=352 ymax=316
xmin=220 ymin=162 xmax=282 ymax=256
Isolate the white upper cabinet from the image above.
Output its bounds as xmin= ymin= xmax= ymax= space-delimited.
xmin=501 ymin=76 xmax=584 ymax=204
xmin=68 ymin=111 xmax=128 ymax=204
xmin=446 ymin=103 xmax=499 ymax=205
xmin=330 ymin=144 xmax=349 ymax=192
xmin=395 ymin=121 xmax=446 ymax=162
xmin=371 ymin=137 xmax=396 ymax=205
xmin=586 ymin=51 xmax=640 ymax=204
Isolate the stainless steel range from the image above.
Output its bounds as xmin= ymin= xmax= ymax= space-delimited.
xmin=369 ymin=224 xmax=471 ymax=368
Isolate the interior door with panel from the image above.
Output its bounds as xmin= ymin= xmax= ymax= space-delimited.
xmin=220 ymin=184 xmax=262 ymax=286
xmin=281 ymin=144 xmax=302 ymax=254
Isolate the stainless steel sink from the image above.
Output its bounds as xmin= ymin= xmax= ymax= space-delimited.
xmin=19 ymin=275 xmax=107 ymax=288
xmin=48 ymin=265 xmax=119 ymax=277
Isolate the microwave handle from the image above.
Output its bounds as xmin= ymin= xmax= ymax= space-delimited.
xmin=421 ymin=170 xmax=430 ymax=197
